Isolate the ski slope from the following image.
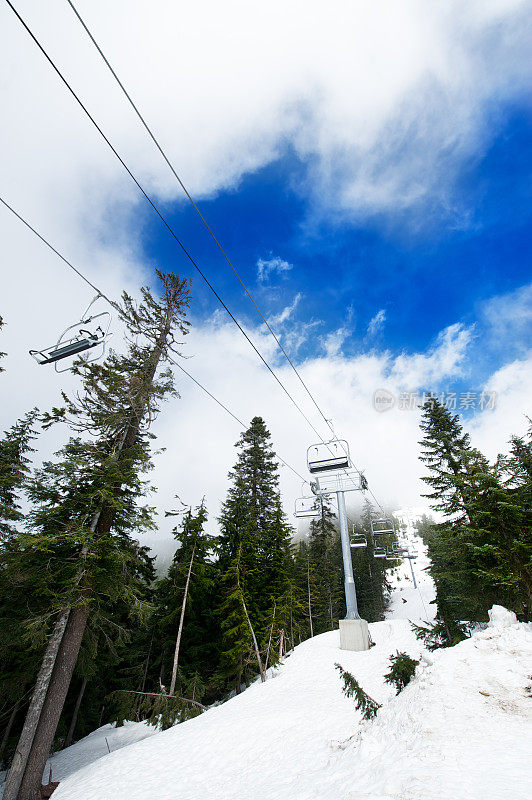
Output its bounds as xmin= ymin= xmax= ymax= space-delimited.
xmin=386 ymin=508 xmax=436 ymax=623
xmin=51 ymin=609 xmax=532 ymax=800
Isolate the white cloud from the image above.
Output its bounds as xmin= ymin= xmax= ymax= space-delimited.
xmin=479 ymin=282 xmax=532 ymax=356
xmin=367 ymin=309 xmax=386 ymax=337
xmin=389 ymin=323 xmax=474 ymax=388
xmin=268 ymin=292 xmax=302 ymax=327
xmin=1 ymin=0 xmax=531 ymax=564
xmin=257 ymin=256 xmax=293 ymax=283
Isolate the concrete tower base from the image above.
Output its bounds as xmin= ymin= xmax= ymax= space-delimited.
xmin=339 ymin=619 xmax=370 ymax=651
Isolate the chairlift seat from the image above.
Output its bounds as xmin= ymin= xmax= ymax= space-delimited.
xmin=371 ymin=518 xmax=396 ymax=536
xmin=30 ymin=297 xmax=111 ymax=374
xmin=373 ymin=546 xmax=387 ymax=558
xmin=294 ymin=496 xmax=322 ymax=518
xmin=307 ymin=440 xmax=351 ymax=475
xmin=31 ymin=331 xmax=101 ymax=365
xmin=351 ymin=533 xmax=367 ymax=549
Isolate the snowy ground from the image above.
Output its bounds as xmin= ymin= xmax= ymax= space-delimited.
xmin=0 ymin=722 xmax=156 ymax=795
xmin=51 ymin=611 xmax=532 ymax=800
xmin=7 ymin=518 xmax=532 ymax=800
xmin=385 ymin=509 xmax=436 ymax=623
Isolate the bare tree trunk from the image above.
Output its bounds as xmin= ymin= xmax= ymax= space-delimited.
xmin=2 ymin=610 xmax=70 ymax=800
xmin=169 ymin=547 xmax=195 ymax=696
xmin=264 ymin=601 xmax=276 ymax=671
xmin=18 ymin=604 xmax=90 ymax=800
xmin=307 ymin=558 xmax=314 ymax=638
xmin=0 ymin=699 xmax=20 ymax=764
xmin=278 ymin=629 xmax=284 ymax=661
xmin=241 ymin=595 xmax=266 ymax=682
xmin=63 ymin=677 xmax=87 ymax=750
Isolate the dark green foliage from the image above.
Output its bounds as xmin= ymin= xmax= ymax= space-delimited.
xmin=1 ymin=273 xmax=192 ymax=775
xmin=0 ymin=410 xmax=39 ymax=538
xmin=411 ymin=619 xmax=469 ymax=650
xmin=418 ymin=398 xmax=532 ymax=626
xmin=215 ymin=417 xmax=293 ymax=690
xmin=154 ymin=500 xmax=218 ymax=697
xmin=107 ymin=688 xmax=204 ymax=731
xmin=384 ymin=651 xmax=419 ymax=694
xmin=335 ymin=663 xmax=381 ymax=720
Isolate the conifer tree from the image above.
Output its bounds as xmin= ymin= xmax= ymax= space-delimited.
xmin=308 ymin=500 xmax=343 ymax=632
xmin=215 ymin=417 xmax=292 ymax=687
xmin=418 ymin=398 xmax=532 ymax=631
xmin=154 ymin=500 xmax=218 ymax=699
xmin=3 ymin=271 xmax=191 ymax=800
xmin=0 ymin=411 xmax=38 ymax=539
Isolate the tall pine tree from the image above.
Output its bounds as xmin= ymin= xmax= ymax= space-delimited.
xmin=215 ymin=417 xmax=293 ymax=690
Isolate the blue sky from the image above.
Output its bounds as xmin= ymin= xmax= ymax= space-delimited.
xmin=138 ymin=106 xmax=531 ymax=398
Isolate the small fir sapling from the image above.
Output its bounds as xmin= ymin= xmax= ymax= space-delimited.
xmin=384 ymin=651 xmax=419 ymax=694
xmin=335 ymin=663 xmax=381 ymax=720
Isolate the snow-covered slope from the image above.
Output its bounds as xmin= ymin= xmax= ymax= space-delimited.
xmin=386 ymin=508 xmax=436 ymax=623
xmin=52 ymin=610 xmax=532 ymax=800
xmin=0 ymin=722 xmax=156 ymax=796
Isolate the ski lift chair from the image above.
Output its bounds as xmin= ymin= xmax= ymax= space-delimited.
xmin=386 ymin=549 xmax=400 ymax=561
xmin=370 ymin=517 xmax=396 ymax=536
xmin=294 ymin=496 xmax=323 ymax=518
xmin=373 ymin=546 xmax=387 ymax=558
xmin=30 ymin=295 xmax=111 ymax=374
xmin=307 ymin=439 xmax=351 ymax=475
xmin=351 ymin=533 xmax=367 ymax=548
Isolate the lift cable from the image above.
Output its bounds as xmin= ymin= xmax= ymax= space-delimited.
xmin=5 ymin=0 xmax=389 ymax=518
xmin=65 ymin=0 xmax=390 ymax=514
xmin=0 ymin=194 xmax=307 ymax=484
xmin=65 ymin=0 xmax=338 ymax=441
xmin=4 ymin=0 xmax=327 ymax=446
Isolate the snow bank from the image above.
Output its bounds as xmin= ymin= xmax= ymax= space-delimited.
xmin=312 ymin=618 xmax=532 ymax=800
xmin=51 ymin=613 xmax=532 ymax=800
xmin=0 ymin=722 xmax=155 ymax=796
xmin=488 ymin=604 xmax=517 ymax=627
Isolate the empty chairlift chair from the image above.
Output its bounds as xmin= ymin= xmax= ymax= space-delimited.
xmin=351 ymin=533 xmax=367 ymax=549
xmin=307 ymin=440 xmax=351 ymax=475
xmin=370 ymin=517 xmax=396 ymax=536
xmin=373 ymin=546 xmax=387 ymax=558
xmin=294 ymin=496 xmax=323 ymax=518
xmin=30 ymin=295 xmax=111 ymax=374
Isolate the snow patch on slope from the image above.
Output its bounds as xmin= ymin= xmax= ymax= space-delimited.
xmin=52 ymin=614 xmax=532 ymax=800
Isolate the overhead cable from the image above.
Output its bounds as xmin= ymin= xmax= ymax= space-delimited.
xmin=4 ymin=0 xmax=326 ymax=446
xmin=0 ymin=195 xmax=307 ymax=483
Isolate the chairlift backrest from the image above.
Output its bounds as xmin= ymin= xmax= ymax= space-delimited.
xmin=307 ymin=440 xmax=351 ymax=475
xmin=294 ymin=496 xmax=323 ymax=518
xmin=370 ymin=517 xmax=396 ymax=536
